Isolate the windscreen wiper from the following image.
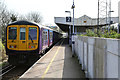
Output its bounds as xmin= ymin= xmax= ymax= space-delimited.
xmin=12 ymin=35 xmax=17 ymax=42
xmin=29 ymin=35 xmax=33 ymax=43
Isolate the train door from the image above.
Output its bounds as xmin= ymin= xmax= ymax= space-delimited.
xmin=49 ymin=30 xmax=53 ymax=46
xmin=18 ymin=25 xmax=27 ymax=50
xmin=42 ymin=29 xmax=48 ymax=50
xmin=48 ymin=30 xmax=50 ymax=47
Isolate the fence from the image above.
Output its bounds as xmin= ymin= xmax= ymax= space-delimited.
xmin=74 ymin=35 xmax=120 ymax=78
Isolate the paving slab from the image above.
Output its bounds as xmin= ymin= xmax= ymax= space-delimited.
xmin=19 ymin=39 xmax=86 ymax=80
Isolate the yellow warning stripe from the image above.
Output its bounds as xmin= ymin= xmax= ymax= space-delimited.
xmin=42 ymin=41 xmax=63 ymax=79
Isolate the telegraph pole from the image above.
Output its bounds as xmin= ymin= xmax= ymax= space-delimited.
xmin=97 ymin=0 xmax=100 ymax=35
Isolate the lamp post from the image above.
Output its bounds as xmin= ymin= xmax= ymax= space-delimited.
xmin=71 ymin=0 xmax=75 ymax=57
xmin=108 ymin=11 xmax=114 ymax=32
xmin=97 ymin=0 xmax=99 ymax=35
xmin=65 ymin=11 xmax=71 ymax=46
xmin=108 ymin=0 xmax=114 ymax=32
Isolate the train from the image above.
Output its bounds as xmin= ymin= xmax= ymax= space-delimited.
xmin=5 ymin=20 xmax=62 ymax=65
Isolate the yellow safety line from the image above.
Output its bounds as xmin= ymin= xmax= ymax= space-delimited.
xmin=41 ymin=41 xmax=63 ymax=79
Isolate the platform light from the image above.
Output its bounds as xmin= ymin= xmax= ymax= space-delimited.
xmin=71 ymin=0 xmax=75 ymax=57
xmin=65 ymin=11 xmax=72 ymax=46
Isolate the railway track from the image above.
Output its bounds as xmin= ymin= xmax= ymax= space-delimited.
xmin=1 ymin=65 xmax=30 ymax=80
xmin=0 ymin=64 xmax=16 ymax=77
xmin=0 ymin=48 xmax=51 ymax=80
xmin=1 ymin=40 xmax=59 ymax=80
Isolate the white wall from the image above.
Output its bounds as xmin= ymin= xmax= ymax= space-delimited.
xmin=74 ymin=36 xmax=120 ymax=78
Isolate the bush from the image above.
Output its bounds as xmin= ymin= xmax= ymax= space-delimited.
xmin=81 ymin=29 xmax=120 ymax=39
xmin=0 ymin=39 xmax=7 ymax=61
xmin=0 ymin=39 xmax=2 ymax=51
xmin=86 ymin=29 xmax=98 ymax=37
xmin=116 ymin=34 xmax=120 ymax=39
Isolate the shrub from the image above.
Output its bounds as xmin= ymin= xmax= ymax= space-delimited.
xmin=116 ymin=34 xmax=120 ymax=39
xmin=81 ymin=29 xmax=120 ymax=39
xmin=86 ymin=29 xmax=98 ymax=37
xmin=0 ymin=39 xmax=7 ymax=61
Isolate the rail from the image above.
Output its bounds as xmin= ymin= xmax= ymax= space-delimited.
xmin=0 ymin=65 xmax=16 ymax=76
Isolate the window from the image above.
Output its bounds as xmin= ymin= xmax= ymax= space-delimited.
xmin=50 ymin=31 xmax=53 ymax=40
xmin=29 ymin=27 xmax=37 ymax=40
xmin=9 ymin=27 xmax=17 ymax=40
xmin=20 ymin=28 xmax=26 ymax=40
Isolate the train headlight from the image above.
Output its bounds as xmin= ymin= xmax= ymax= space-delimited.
xmin=29 ymin=46 xmax=35 ymax=48
xmin=29 ymin=46 xmax=31 ymax=48
xmin=9 ymin=45 xmax=12 ymax=48
xmin=10 ymin=45 xmax=17 ymax=48
xmin=11 ymin=46 xmax=14 ymax=48
xmin=14 ymin=45 xmax=17 ymax=48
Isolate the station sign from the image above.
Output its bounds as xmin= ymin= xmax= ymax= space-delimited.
xmin=66 ymin=17 xmax=71 ymax=22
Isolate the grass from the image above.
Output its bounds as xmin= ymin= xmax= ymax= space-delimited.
xmin=0 ymin=61 xmax=9 ymax=67
xmin=0 ymin=39 xmax=8 ymax=68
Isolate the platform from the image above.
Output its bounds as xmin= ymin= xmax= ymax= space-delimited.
xmin=19 ymin=38 xmax=86 ymax=80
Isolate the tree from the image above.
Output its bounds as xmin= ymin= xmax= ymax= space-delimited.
xmin=26 ymin=12 xmax=43 ymax=23
xmin=0 ymin=2 xmax=11 ymax=43
xmin=11 ymin=14 xmax=17 ymax=22
xmin=0 ymin=1 xmax=18 ymax=44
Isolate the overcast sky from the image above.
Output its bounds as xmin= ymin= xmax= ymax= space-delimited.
xmin=3 ymin=0 xmax=120 ymax=25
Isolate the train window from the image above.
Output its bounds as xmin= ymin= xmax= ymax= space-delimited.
xmin=9 ymin=27 xmax=17 ymax=40
xmin=42 ymin=30 xmax=48 ymax=41
xmin=50 ymin=32 xmax=53 ymax=39
xmin=29 ymin=27 xmax=37 ymax=40
xmin=20 ymin=28 xmax=26 ymax=40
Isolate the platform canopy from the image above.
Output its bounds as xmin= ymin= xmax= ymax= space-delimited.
xmin=54 ymin=15 xmax=119 ymax=32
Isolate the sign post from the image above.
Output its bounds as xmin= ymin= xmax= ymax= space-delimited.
xmin=65 ymin=11 xmax=71 ymax=46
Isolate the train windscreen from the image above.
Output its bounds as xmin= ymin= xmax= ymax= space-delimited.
xmin=9 ymin=27 xmax=17 ymax=40
xmin=29 ymin=27 xmax=37 ymax=40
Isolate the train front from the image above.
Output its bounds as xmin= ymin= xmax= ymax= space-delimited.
xmin=6 ymin=21 xmax=40 ymax=65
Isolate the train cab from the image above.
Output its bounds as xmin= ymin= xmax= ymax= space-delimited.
xmin=6 ymin=21 xmax=40 ymax=65
xmin=6 ymin=24 xmax=39 ymax=53
xmin=6 ymin=20 xmax=62 ymax=65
